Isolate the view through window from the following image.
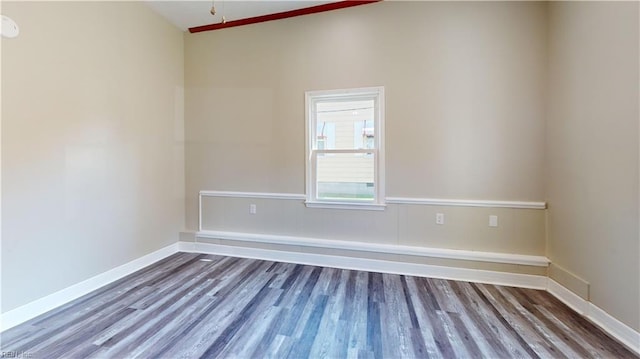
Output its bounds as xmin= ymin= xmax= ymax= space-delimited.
xmin=306 ymin=87 xmax=385 ymax=208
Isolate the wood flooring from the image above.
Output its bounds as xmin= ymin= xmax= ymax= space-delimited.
xmin=1 ymin=252 xmax=637 ymax=358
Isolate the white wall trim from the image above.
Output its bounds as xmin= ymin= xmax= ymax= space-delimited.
xmin=304 ymin=200 xmax=386 ymax=211
xmin=547 ymin=279 xmax=640 ymax=355
xmin=196 ymin=230 xmax=550 ymax=267
xmin=199 ymin=190 xmax=306 ymax=200
xmin=198 ymin=190 xmax=546 ymax=210
xmin=181 ymin=241 xmax=548 ymax=290
xmin=386 ymin=197 xmax=547 ymax=209
xmin=0 ymin=243 xmax=179 ymax=332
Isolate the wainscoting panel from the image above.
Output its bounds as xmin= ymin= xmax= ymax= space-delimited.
xmin=198 ymin=191 xmax=547 ymax=259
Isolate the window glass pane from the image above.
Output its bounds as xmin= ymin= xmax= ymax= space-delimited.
xmin=316 ymin=99 xmax=374 ymax=150
xmin=316 ymin=122 xmax=335 ymax=149
xmin=353 ymin=121 xmax=364 ymax=149
xmin=316 ymin=152 xmax=374 ymax=200
xmin=353 ymin=119 xmax=375 ymax=149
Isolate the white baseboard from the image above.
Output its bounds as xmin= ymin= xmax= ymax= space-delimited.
xmin=0 ymin=243 xmax=179 ymax=332
xmin=181 ymin=241 xmax=548 ymax=290
xmin=588 ymin=304 xmax=640 ymax=355
xmin=196 ymin=230 xmax=549 ymax=267
xmin=547 ymin=279 xmax=640 ymax=355
xmin=546 ymin=278 xmax=590 ymax=314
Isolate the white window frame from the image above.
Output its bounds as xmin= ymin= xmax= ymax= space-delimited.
xmin=305 ymin=86 xmax=386 ymax=210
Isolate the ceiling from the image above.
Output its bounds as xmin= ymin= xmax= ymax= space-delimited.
xmin=145 ymin=0 xmax=341 ymax=32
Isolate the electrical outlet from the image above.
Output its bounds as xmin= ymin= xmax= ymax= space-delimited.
xmin=436 ymin=213 xmax=445 ymax=225
xmin=489 ymin=215 xmax=498 ymax=227
xmin=250 ymin=204 xmax=257 ymax=214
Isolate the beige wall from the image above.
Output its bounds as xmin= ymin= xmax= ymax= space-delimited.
xmin=185 ymin=1 xmax=548 ymax=231
xmin=1 ymin=2 xmax=184 ymax=312
xmin=547 ymin=1 xmax=639 ymax=331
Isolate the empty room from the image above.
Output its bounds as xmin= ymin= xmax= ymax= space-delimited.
xmin=1 ymin=0 xmax=638 ymax=358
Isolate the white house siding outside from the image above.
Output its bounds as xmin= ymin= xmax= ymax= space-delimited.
xmin=316 ymin=100 xmax=375 ymax=199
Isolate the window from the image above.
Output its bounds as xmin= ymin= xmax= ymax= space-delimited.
xmin=305 ymin=87 xmax=385 ymax=210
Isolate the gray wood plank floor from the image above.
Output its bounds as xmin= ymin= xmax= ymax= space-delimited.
xmin=1 ymin=252 xmax=637 ymax=358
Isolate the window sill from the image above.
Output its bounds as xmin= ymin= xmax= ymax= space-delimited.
xmin=304 ymin=200 xmax=386 ymax=211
